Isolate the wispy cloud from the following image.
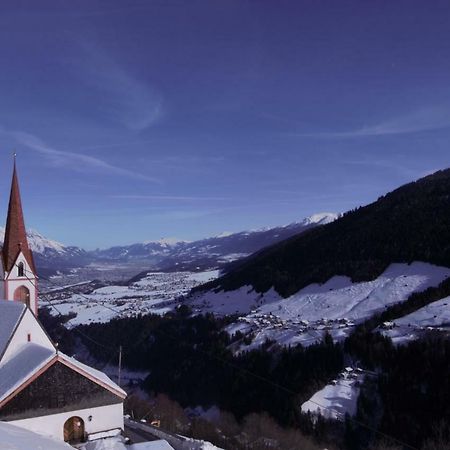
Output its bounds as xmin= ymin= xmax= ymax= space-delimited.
xmin=2 ymin=128 xmax=160 ymax=182
xmin=294 ymin=106 xmax=450 ymax=138
xmin=72 ymin=43 xmax=163 ymax=131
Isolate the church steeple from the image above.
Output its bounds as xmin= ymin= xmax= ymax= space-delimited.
xmin=3 ymin=157 xmax=35 ymax=274
xmin=2 ymin=157 xmax=38 ymax=314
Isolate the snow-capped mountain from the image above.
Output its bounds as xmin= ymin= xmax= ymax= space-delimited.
xmin=0 ymin=213 xmax=337 ymax=275
xmin=91 ymin=213 xmax=338 ymax=270
xmin=0 ymin=227 xmax=88 ymax=275
xmin=0 ymin=227 xmax=65 ymax=255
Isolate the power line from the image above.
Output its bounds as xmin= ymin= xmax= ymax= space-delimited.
xmin=17 ymin=263 xmax=418 ymax=449
xmin=14 ymin=264 xmax=118 ymax=354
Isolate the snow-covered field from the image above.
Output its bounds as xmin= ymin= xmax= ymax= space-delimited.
xmin=380 ymin=295 xmax=450 ymax=344
xmin=46 ymin=270 xmax=220 ymax=328
xmin=301 ymin=368 xmax=366 ymax=420
xmin=216 ymin=262 xmax=450 ymax=350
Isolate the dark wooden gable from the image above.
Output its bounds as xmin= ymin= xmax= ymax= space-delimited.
xmin=0 ymin=361 xmax=122 ymax=421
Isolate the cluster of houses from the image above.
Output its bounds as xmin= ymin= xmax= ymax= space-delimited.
xmin=330 ymin=366 xmax=365 ymax=386
xmin=237 ymin=312 xmax=356 ymax=336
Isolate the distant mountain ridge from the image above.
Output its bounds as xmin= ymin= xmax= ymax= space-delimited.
xmin=91 ymin=212 xmax=338 ymax=271
xmin=198 ymin=169 xmax=450 ymax=297
xmin=5 ymin=213 xmax=338 ymax=274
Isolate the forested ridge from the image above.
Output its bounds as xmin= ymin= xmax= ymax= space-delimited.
xmin=198 ymin=168 xmax=450 ymax=297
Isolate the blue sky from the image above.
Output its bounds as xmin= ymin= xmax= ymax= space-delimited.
xmin=0 ymin=1 xmax=449 ymax=248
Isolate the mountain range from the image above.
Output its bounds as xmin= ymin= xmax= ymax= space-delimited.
xmin=4 ymin=213 xmax=338 ymax=275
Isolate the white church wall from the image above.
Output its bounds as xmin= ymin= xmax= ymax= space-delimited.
xmin=9 ymin=402 xmax=124 ymax=442
xmin=1 ymin=309 xmax=54 ymax=364
xmin=5 ymin=252 xmax=37 ymax=314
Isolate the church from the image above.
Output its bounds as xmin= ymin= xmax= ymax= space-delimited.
xmin=0 ymin=160 xmax=127 ymax=444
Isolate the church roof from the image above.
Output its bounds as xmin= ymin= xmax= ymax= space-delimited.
xmin=0 ymin=343 xmax=54 ymax=403
xmin=3 ymin=161 xmax=36 ymax=274
xmin=0 ymin=301 xmax=125 ymax=407
xmin=59 ymin=353 xmax=127 ymax=398
xmin=0 ymin=301 xmax=26 ymax=360
xmin=0 ymin=345 xmax=126 ymax=407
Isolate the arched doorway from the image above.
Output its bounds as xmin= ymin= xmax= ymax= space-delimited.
xmin=13 ymin=286 xmax=30 ymax=308
xmin=63 ymin=416 xmax=85 ymax=442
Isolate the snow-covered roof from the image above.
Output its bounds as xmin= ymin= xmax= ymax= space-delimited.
xmin=0 ymin=421 xmax=73 ymax=450
xmin=0 ymin=343 xmax=54 ymax=403
xmin=0 ymin=344 xmax=125 ymax=406
xmin=0 ymin=301 xmax=26 ymax=359
xmin=59 ymin=353 xmax=127 ymax=397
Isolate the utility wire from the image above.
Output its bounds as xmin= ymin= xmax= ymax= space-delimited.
xmin=14 ymin=264 xmax=118 ymax=354
xmin=17 ymin=264 xmax=417 ymax=449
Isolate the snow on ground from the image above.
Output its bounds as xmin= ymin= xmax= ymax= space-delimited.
xmin=82 ymin=436 xmax=174 ymax=450
xmin=186 ymin=270 xmax=220 ymax=283
xmin=125 ymin=418 xmax=223 ymax=450
xmin=0 ymin=421 xmax=73 ymax=450
xmin=220 ymin=262 xmax=450 ymax=350
xmin=380 ymin=295 xmax=450 ymax=344
xmin=48 ymin=270 xmax=220 ymax=328
xmin=301 ymin=369 xmax=365 ymax=420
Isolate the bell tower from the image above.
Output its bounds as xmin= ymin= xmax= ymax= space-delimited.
xmin=2 ymin=157 xmax=38 ymax=314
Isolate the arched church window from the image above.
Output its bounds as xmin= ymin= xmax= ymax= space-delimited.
xmin=18 ymin=262 xmax=24 ymax=277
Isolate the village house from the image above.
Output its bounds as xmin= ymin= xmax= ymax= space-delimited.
xmin=0 ymin=160 xmax=127 ymax=444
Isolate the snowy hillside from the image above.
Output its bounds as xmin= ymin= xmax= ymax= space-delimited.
xmin=380 ymin=295 xmax=450 ymax=344
xmin=301 ymin=368 xmax=366 ymax=420
xmin=192 ymin=262 xmax=450 ymax=350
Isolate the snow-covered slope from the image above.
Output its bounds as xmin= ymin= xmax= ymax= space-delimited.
xmin=301 ymin=368 xmax=365 ymax=420
xmin=193 ymin=262 xmax=450 ymax=350
xmin=380 ymin=295 xmax=450 ymax=344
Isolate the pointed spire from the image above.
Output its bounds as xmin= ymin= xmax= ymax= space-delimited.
xmin=3 ymin=156 xmax=35 ymax=273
